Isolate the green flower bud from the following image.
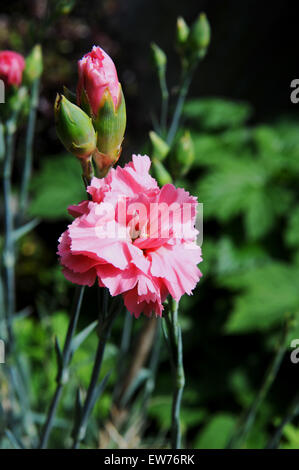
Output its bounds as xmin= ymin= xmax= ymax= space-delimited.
xmin=171 ymin=130 xmax=195 ymax=177
xmin=55 ymin=0 xmax=76 ymax=15
xmin=151 ymin=43 xmax=167 ymax=75
xmin=149 ymin=131 xmax=170 ymax=161
xmin=24 ymin=45 xmax=43 ymax=84
xmin=54 ymin=94 xmax=97 ymax=159
xmin=92 ymin=85 xmax=126 ymax=177
xmin=151 ymin=158 xmax=172 ymax=186
xmin=188 ymin=13 xmax=211 ymax=60
xmin=176 ymin=17 xmax=189 ymax=48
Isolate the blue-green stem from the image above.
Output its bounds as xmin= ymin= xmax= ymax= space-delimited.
xmin=266 ymin=391 xmax=299 ymax=449
xmin=112 ymin=309 xmax=133 ymax=402
xmin=19 ymin=78 xmax=40 ymax=220
xmin=164 ymin=299 xmax=185 ymax=449
xmin=159 ymin=72 xmax=169 ymax=135
xmin=166 ymin=67 xmax=194 ymax=146
xmin=2 ymin=113 xmax=19 ymax=348
xmin=142 ymin=318 xmax=161 ymax=408
xmin=227 ymin=326 xmax=288 ymax=449
xmin=39 ymin=285 xmax=85 ymax=449
xmin=72 ymin=290 xmax=119 ymax=448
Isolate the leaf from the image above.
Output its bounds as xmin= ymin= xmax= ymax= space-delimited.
xmin=215 ymin=238 xmax=269 ymax=276
xmin=191 ymin=132 xmax=233 ymax=167
xmin=4 ymin=430 xmax=24 ymax=449
xmin=244 ymin=190 xmax=275 ymax=240
xmin=222 ymin=262 xmax=299 ymax=333
xmin=13 ymin=218 xmax=40 ymax=241
xmin=285 ymin=207 xmax=299 ymax=248
xmin=29 ymin=154 xmax=85 ymax=220
xmin=197 ymin=156 xmax=267 ymax=221
xmin=184 ymin=98 xmax=253 ymax=131
xmin=194 ymin=413 xmax=236 ymax=449
xmin=70 ymin=321 xmax=98 ymax=354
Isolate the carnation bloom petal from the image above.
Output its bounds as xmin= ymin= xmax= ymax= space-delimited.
xmin=58 ymin=154 xmax=202 ymax=317
xmin=0 ymin=50 xmax=25 ymax=87
xmin=77 ymin=46 xmax=119 ymax=116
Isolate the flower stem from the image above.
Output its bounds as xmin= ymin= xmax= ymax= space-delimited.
xmin=72 ymin=290 xmax=119 ymax=448
xmin=166 ymin=68 xmax=194 ymax=146
xmin=19 ymin=78 xmax=40 ymax=221
xmin=2 ymin=113 xmax=19 ymax=349
xmin=164 ymin=298 xmax=185 ymax=449
xmin=159 ymin=72 xmax=169 ymax=135
xmin=266 ymin=391 xmax=299 ymax=449
xmin=39 ymin=285 xmax=85 ymax=449
xmin=227 ymin=325 xmax=289 ymax=449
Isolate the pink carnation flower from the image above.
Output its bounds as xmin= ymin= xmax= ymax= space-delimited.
xmin=0 ymin=50 xmax=25 ymax=87
xmin=77 ymin=46 xmax=120 ymax=117
xmin=58 ymin=155 xmax=202 ymax=318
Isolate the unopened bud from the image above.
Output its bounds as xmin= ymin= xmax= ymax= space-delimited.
xmin=92 ymin=85 xmax=126 ymax=176
xmin=55 ymin=0 xmax=76 ymax=15
xmin=188 ymin=13 xmax=211 ymax=60
xmin=149 ymin=131 xmax=170 ymax=161
xmin=152 ymin=158 xmax=172 ymax=186
xmin=24 ymin=45 xmax=43 ymax=83
xmin=176 ymin=17 xmax=189 ymax=48
xmin=54 ymin=94 xmax=97 ymax=159
xmin=171 ymin=130 xmax=195 ymax=177
xmin=151 ymin=43 xmax=167 ymax=75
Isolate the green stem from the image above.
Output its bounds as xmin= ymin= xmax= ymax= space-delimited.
xmin=142 ymin=318 xmax=161 ymax=408
xmin=2 ymin=114 xmax=19 ymax=348
xmin=112 ymin=309 xmax=133 ymax=402
xmin=227 ymin=327 xmax=288 ymax=449
xmin=72 ymin=291 xmax=119 ymax=448
xmin=164 ymin=299 xmax=185 ymax=449
xmin=166 ymin=68 xmax=194 ymax=146
xmin=39 ymin=285 xmax=85 ymax=449
xmin=266 ymin=391 xmax=299 ymax=449
xmin=159 ymin=72 xmax=169 ymax=135
xmin=19 ymin=78 xmax=40 ymax=220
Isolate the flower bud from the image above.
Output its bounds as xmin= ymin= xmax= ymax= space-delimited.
xmin=92 ymin=84 xmax=126 ymax=176
xmin=151 ymin=43 xmax=167 ymax=76
xmin=77 ymin=46 xmax=120 ymax=118
xmin=176 ymin=17 xmax=189 ymax=48
xmin=149 ymin=131 xmax=170 ymax=161
xmin=151 ymin=158 xmax=172 ymax=186
xmin=55 ymin=0 xmax=76 ymax=15
xmin=0 ymin=50 xmax=25 ymax=87
xmin=24 ymin=45 xmax=43 ymax=84
xmin=188 ymin=13 xmax=211 ymax=60
xmin=54 ymin=94 xmax=97 ymax=159
xmin=171 ymin=130 xmax=195 ymax=177
xmin=77 ymin=46 xmax=126 ymax=176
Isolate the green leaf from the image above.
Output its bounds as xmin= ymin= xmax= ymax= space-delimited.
xmin=29 ymin=154 xmax=85 ymax=220
xmin=197 ymin=156 xmax=266 ymax=221
xmin=194 ymin=413 xmax=236 ymax=449
xmin=71 ymin=321 xmax=98 ymax=354
xmin=223 ymin=263 xmax=299 ymax=333
xmin=244 ymin=190 xmax=275 ymax=240
xmin=184 ymin=98 xmax=252 ymax=131
xmin=215 ymin=238 xmax=269 ymax=276
xmin=286 ymin=207 xmax=299 ymax=248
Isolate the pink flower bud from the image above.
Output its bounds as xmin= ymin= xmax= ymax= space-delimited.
xmin=77 ymin=46 xmax=120 ymax=117
xmin=0 ymin=50 xmax=25 ymax=87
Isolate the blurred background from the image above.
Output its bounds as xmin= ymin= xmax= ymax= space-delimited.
xmin=1 ymin=0 xmax=299 ymax=449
